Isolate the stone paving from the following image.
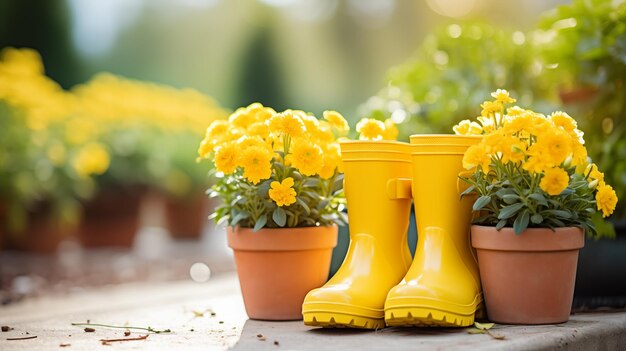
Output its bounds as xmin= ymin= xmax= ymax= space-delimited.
xmin=1 ymin=273 xmax=625 ymax=351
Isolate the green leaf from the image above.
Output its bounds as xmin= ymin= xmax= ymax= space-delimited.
xmin=498 ymin=203 xmax=525 ymax=220
xmin=546 ymin=210 xmax=572 ymax=219
xmin=495 ymin=219 xmax=507 ymax=230
xmin=513 ymin=210 xmax=530 ymax=235
xmin=460 ymin=184 xmax=476 ymax=197
xmin=303 ymin=178 xmax=320 ymax=188
xmin=253 ymin=215 xmax=268 ymax=232
xmin=501 ymin=194 xmax=521 ymax=205
xmin=256 ymin=181 xmax=271 ymax=197
xmin=531 ymin=213 xmax=544 ymax=224
xmin=272 ymin=207 xmax=287 ymax=227
xmin=528 ymin=193 xmax=548 ymax=206
xmin=231 ymin=211 xmax=249 ymax=226
xmin=296 ymin=197 xmax=311 ymax=215
xmin=473 ymin=196 xmax=492 ymax=211
xmin=317 ymin=199 xmax=330 ymax=210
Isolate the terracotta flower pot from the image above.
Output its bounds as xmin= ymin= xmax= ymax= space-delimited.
xmin=165 ymin=194 xmax=208 ymax=240
xmin=471 ymin=225 xmax=584 ymax=324
xmin=227 ymin=225 xmax=338 ymax=321
xmin=79 ymin=188 xmax=143 ymax=248
xmin=6 ymin=213 xmax=67 ymax=254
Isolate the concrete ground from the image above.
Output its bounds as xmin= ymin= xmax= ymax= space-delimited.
xmin=1 ymin=273 xmax=625 ymax=351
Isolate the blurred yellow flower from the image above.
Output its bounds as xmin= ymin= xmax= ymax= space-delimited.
xmin=480 ymin=100 xmax=503 ymax=117
xmin=72 ymin=142 xmax=110 ymax=178
xmin=585 ymin=163 xmax=604 ymax=184
xmin=453 ymin=119 xmax=482 ymax=136
xmin=268 ymin=110 xmax=305 ymax=137
xmin=383 ymin=119 xmax=399 ymax=140
xmin=323 ymin=110 xmax=350 ymax=134
xmin=596 ymin=183 xmax=618 ymax=217
xmin=533 ymin=128 xmax=572 ymax=167
xmin=319 ymin=143 xmax=342 ymax=179
xmin=550 ymin=111 xmax=577 ymax=133
xmin=240 ymin=146 xmax=273 ymax=184
xmin=288 ymin=139 xmax=323 ymax=176
xmin=491 ymin=89 xmax=516 ymax=104
xmin=268 ymin=177 xmax=297 ymax=207
xmin=540 ymin=167 xmax=569 ymax=195
xmin=214 ymin=142 xmax=239 ymax=174
xmin=356 ymin=118 xmax=385 ymax=140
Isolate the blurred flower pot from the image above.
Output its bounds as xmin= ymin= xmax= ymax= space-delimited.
xmin=471 ymin=225 xmax=584 ymax=324
xmin=79 ymin=188 xmax=144 ymax=248
xmin=4 ymin=203 xmax=70 ymax=254
xmin=559 ymin=86 xmax=598 ymax=105
xmin=165 ymin=194 xmax=208 ymax=240
xmin=227 ymin=225 xmax=337 ymax=320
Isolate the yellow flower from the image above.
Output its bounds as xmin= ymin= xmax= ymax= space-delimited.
xmin=72 ymin=142 xmax=110 ymax=178
xmin=477 ymin=116 xmax=496 ymax=133
xmin=463 ymin=143 xmax=491 ymax=171
xmin=287 ymin=139 xmax=323 ymax=176
xmin=356 ymin=118 xmax=385 ymax=140
xmin=550 ymin=111 xmax=577 ymax=133
xmin=506 ymin=106 xmax=526 ymax=116
xmin=533 ymin=128 xmax=572 ymax=167
xmin=268 ymin=177 xmax=297 ymax=207
xmin=453 ymin=119 xmax=483 ymax=135
xmin=480 ymin=100 xmax=503 ymax=117
xmin=268 ymin=110 xmax=305 ymax=137
xmin=240 ymin=146 xmax=273 ymax=184
xmin=585 ymin=163 xmax=604 ymax=183
xmin=319 ymin=143 xmax=342 ymax=179
xmin=383 ymin=119 xmax=399 ymax=140
xmin=596 ymin=183 xmax=618 ymax=217
xmin=491 ymin=89 xmax=516 ymax=104
xmin=204 ymin=120 xmax=229 ymax=144
xmin=247 ymin=122 xmax=270 ymax=139
xmin=323 ymin=110 xmax=350 ymax=134
xmin=214 ymin=141 xmax=239 ymax=174
xmin=540 ymin=167 xmax=569 ymax=196
xmin=228 ymin=108 xmax=256 ymax=128
xmin=197 ymin=138 xmax=213 ymax=159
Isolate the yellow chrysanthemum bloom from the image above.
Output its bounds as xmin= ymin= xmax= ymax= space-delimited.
xmin=491 ymin=89 xmax=516 ymax=104
xmin=268 ymin=177 xmax=297 ymax=207
xmin=319 ymin=143 xmax=342 ymax=179
xmin=453 ymin=119 xmax=483 ymax=136
xmin=463 ymin=143 xmax=491 ymax=171
xmin=228 ymin=108 xmax=256 ymax=128
xmin=288 ymin=139 xmax=323 ymax=176
xmin=204 ymin=120 xmax=229 ymax=143
xmin=247 ymin=122 xmax=270 ymax=139
xmin=356 ymin=118 xmax=385 ymax=140
xmin=506 ymin=106 xmax=526 ymax=116
xmin=72 ymin=142 xmax=110 ymax=178
xmin=540 ymin=167 xmax=569 ymax=196
xmin=533 ymin=128 xmax=572 ymax=167
xmin=596 ymin=183 xmax=618 ymax=217
xmin=214 ymin=141 xmax=239 ymax=174
xmin=550 ymin=111 xmax=577 ymax=133
xmin=240 ymin=146 xmax=273 ymax=184
xmin=268 ymin=110 xmax=305 ymax=137
xmin=323 ymin=110 xmax=350 ymax=134
xmin=480 ymin=100 xmax=503 ymax=117
xmin=476 ymin=116 xmax=496 ymax=133
xmin=585 ymin=163 xmax=604 ymax=184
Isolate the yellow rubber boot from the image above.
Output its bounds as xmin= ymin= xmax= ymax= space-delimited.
xmin=302 ymin=141 xmax=413 ymax=329
xmin=384 ymin=135 xmax=483 ymax=327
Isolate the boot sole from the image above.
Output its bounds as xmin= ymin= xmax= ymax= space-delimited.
xmin=303 ymin=312 xmax=385 ymax=329
xmin=384 ymin=295 xmax=482 ymax=327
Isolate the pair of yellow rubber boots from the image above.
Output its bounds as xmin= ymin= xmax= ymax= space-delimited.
xmin=302 ymin=135 xmax=483 ymax=329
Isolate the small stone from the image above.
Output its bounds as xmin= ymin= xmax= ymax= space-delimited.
xmin=274 ymin=340 xmax=280 ymax=345
xmin=218 ymin=321 xmax=224 ymax=324
xmin=1 ymin=326 xmax=11 ymax=332
xmin=124 ymin=331 xmax=131 ymax=336
xmin=84 ymin=327 xmax=95 ymax=333
xmin=59 ymin=343 xmax=71 ymax=347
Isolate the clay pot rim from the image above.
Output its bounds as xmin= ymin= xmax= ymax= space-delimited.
xmin=471 ymin=225 xmax=584 ymax=252
xmin=227 ymin=225 xmax=338 ymax=252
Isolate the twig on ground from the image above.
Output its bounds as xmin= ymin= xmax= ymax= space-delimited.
xmin=71 ymin=322 xmax=171 ymax=334
xmin=100 ymin=334 xmax=149 ymax=345
xmin=7 ymin=335 xmax=37 ymax=341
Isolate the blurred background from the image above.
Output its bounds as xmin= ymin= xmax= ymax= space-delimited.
xmin=1 ymin=0 xmax=625 ymax=306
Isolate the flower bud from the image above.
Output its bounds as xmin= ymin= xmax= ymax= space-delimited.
xmin=588 ymin=179 xmax=599 ymax=189
xmin=563 ymin=155 xmax=572 ymax=168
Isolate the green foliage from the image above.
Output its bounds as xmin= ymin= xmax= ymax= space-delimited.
xmin=536 ymin=0 xmax=626 ymax=218
xmin=361 ymin=21 xmax=555 ymax=140
xmin=209 ymin=169 xmax=346 ymax=231
xmin=462 ymin=160 xmax=599 ymax=236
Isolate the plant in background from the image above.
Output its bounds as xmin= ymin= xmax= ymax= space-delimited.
xmin=0 ymin=48 xmax=105 ymax=232
xmin=361 ymin=21 xmax=555 ymax=140
xmin=198 ymin=104 xmax=349 ymax=231
xmin=456 ymin=89 xmax=618 ymax=237
xmin=535 ymin=0 xmax=626 ymax=218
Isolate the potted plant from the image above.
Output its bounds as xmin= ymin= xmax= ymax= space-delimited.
xmin=0 ymin=48 xmax=104 ymax=253
xmin=534 ymin=0 xmax=626 ymax=307
xmin=72 ymin=73 xmax=228 ymax=247
xmin=198 ymin=103 xmax=348 ymax=320
xmin=455 ymin=89 xmax=618 ymax=324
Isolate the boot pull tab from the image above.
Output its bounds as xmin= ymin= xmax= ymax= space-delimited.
xmin=387 ymin=178 xmax=412 ymax=199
